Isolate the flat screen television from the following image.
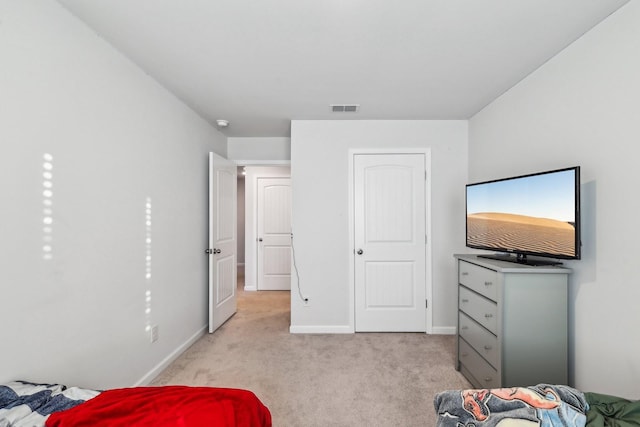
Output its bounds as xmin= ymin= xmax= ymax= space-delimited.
xmin=465 ymin=166 xmax=580 ymax=266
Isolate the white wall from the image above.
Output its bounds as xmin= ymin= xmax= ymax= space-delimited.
xmin=227 ymin=137 xmax=291 ymax=162
xmin=469 ymin=2 xmax=640 ymax=398
xmin=0 ymin=1 xmax=225 ymax=389
xmin=290 ymin=120 xmax=468 ymax=332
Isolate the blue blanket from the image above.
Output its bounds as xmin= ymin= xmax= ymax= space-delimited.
xmin=434 ymin=384 xmax=589 ymax=427
xmin=0 ymin=381 xmax=100 ymax=427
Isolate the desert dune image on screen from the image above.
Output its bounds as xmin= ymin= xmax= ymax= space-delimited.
xmin=466 ymin=170 xmax=576 ymax=257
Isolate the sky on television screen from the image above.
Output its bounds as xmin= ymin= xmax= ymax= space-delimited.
xmin=467 ymin=169 xmax=575 ymax=222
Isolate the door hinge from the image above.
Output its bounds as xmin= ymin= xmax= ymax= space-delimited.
xmin=425 ymin=234 xmax=428 ymax=244
xmin=425 ymin=299 xmax=428 ymax=308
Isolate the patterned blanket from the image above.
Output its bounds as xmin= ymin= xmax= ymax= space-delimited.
xmin=0 ymin=381 xmax=99 ymax=427
xmin=434 ymin=384 xmax=589 ymax=427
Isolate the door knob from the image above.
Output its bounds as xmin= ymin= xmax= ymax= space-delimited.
xmin=357 ymin=249 xmax=363 ymax=255
xmin=205 ymin=249 xmax=213 ymax=254
xmin=213 ymin=248 xmax=222 ymax=254
xmin=258 ymin=238 xmax=263 ymax=242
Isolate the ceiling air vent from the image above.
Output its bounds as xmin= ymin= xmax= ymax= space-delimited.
xmin=331 ymin=104 xmax=360 ymax=113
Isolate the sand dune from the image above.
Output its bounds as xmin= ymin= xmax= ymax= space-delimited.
xmin=469 ymin=212 xmax=574 ymax=229
xmin=467 ymin=213 xmax=576 ymax=257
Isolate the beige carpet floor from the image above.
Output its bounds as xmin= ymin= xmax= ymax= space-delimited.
xmin=152 ymin=276 xmax=470 ymax=426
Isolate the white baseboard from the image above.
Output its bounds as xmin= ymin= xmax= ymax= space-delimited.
xmin=289 ymin=325 xmax=457 ymax=334
xmin=431 ymin=326 xmax=457 ymax=335
xmin=289 ymin=325 xmax=354 ymax=334
xmin=134 ymin=325 xmax=207 ymax=386
xmin=243 ymin=285 xmax=257 ymax=291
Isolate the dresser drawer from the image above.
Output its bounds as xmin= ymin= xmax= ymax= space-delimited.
xmin=459 ymin=286 xmax=498 ymax=334
xmin=458 ymin=260 xmax=498 ymax=301
xmin=458 ymin=339 xmax=500 ymax=389
xmin=459 ymin=312 xmax=498 ymax=368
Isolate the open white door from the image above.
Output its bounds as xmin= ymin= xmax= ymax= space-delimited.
xmin=257 ymin=177 xmax=292 ymax=290
xmin=208 ymin=152 xmax=237 ymax=333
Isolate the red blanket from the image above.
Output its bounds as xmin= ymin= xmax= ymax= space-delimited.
xmin=45 ymin=386 xmax=272 ymax=427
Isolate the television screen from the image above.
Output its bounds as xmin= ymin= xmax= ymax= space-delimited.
xmin=466 ymin=166 xmax=580 ymax=265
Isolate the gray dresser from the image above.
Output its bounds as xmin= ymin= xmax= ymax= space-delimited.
xmin=455 ymin=254 xmax=570 ymax=388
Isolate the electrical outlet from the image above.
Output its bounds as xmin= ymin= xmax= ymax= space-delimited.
xmin=150 ymin=325 xmax=159 ymax=343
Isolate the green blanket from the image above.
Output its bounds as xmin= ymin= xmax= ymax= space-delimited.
xmin=586 ymin=392 xmax=640 ymax=427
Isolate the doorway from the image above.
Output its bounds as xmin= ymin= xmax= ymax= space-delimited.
xmin=236 ymin=165 xmax=291 ymax=292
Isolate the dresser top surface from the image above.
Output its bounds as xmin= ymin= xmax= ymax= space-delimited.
xmin=454 ymin=254 xmax=572 ymax=274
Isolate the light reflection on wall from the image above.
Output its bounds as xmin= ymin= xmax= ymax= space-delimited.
xmin=144 ymin=197 xmax=152 ymax=333
xmin=42 ymin=154 xmax=54 ymax=261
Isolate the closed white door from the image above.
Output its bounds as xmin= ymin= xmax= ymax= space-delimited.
xmin=354 ymin=153 xmax=426 ymax=332
xmin=208 ymin=153 xmax=237 ymax=333
xmin=257 ymin=178 xmax=291 ymax=290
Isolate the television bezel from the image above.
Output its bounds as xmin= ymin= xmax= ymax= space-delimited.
xmin=465 ymin=166 xmax=581 ymax=263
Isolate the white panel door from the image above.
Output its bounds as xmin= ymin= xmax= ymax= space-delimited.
xmin=208 ymin=153 xmax=237 ymax=333
xmin=354 ymin=153 xmax=426 ymax=332
xmin=257 ymin=178 xmax=292 ymax=290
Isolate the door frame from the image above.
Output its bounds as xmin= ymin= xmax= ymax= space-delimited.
xmin=237 ymin=163 xmax=291 ymax=291
xmin=347 ymin=148 xmax=433 ymax=333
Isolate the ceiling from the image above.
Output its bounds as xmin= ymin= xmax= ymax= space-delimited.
xmin=57 ymin=0 xmax=629 ymax=138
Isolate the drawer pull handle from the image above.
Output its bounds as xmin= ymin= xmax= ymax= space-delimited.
xmin=460 ymin=326 xmax=469 ymax=330
xmin=461 ymin=272 xmax=469 ymax=276
xmin=484 ymin=345 xmax=492 ymax=350
xmin=484 ymin=377 xmax=493 ymax=382
xmin=461 ymin=352 xmax=468 ymax=357
xmin=461 ymin=299 xmax=469 ymax=303
xmin=484 ymin=281 xmax=493 ymax=286
xmin=484 ymin=314 xmax=493 ymax=318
